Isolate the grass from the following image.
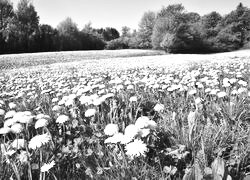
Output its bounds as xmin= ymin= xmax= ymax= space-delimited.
xmin=0 ymin=49 xmax=166 ymax=70
xmin=0 ymin=49 xmax=250 ymax=179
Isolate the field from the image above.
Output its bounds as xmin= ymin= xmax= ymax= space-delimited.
xmin=0 ymin=49 xmax=250 ymax=180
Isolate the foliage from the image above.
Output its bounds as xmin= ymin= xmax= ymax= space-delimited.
xmin=136 ymin=11 xmax=156 ymax=49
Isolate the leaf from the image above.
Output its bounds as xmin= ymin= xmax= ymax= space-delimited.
xmin=212 ymin=157 xmax=225 ymax=180
xmin=182 ymin=164 xmax=203 ymax=180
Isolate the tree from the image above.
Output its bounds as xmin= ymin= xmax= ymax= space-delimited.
xmin=151 ymin=4 xmax=186 ymax=49
xmin=57 ymin=17 xmax=81 ymax=50
xmin=37 ymin=24 xmax=60 ymax=52
xmin=14 ymin=0 xmax=39 ymax=52
xmin=0 ymin=0 xmax=14 ymax=53
xmin=220 ymin=3 xmax=250 ymax=46
xmin=121 ymin=26 xmax=131 ymax=38
xmin=102 ymin=27 xmax=119 ymax=41
xmin=137 ymin=11 xmax=156 ymax=48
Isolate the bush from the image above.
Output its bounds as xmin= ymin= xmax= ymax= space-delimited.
xmin=105 ymin=38 xmax=130 ymax=50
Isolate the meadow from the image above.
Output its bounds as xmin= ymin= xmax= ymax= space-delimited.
xmin=0 ymin=49 xmax=250 ymax=180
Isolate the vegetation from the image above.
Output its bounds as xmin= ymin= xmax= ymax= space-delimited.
xmin=0 ymin=51 xmax=250 ymax=179
xmin=1 ymin=0 xmax=250 ymax=54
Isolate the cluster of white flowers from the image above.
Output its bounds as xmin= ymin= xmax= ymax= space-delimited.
xmin=104 ymin=116 xmax=157 ymax=158
xmin=28 ymin=133 xmax=51 ymax=150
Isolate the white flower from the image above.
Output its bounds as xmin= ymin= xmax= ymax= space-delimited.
xmin=4 ymin=118 xmax=17 ymax=127
xmin=85 ymin=109 xmax=96 ymax=117
xmin=56 ymin=115 xmax=69 ymax=124
xmin=12 ymin=139 xmax=26 ymax=149
xmin=11 ymin=123 xmax=24 ymax=134
xmin=4 ymin=110 xmax=16 ymax=119
xmin=154 ymin=103 xmax=164 ymax=112
xmin=35 ymin=118 xmax=49 ymax=129
xmin=129 ymin=96 xmax=137 ymax=102
xmin=125 ymin=139 xmax=147 ymax=158
xmin=79 ymin=95 xmax=92 ymax=105
xmin=135 ymin=116 xmax=150 ymax=129
xmin=29 ymin=134 xmax=51 ymax=150
xmin=188 ymin=89 xmax=197 ymax=95
xmin=9 ymin=102 xmax=17 ymax=109
xmin=0 ymin=109 xmax=5 ymax=116
xmin=147 ymin=120 xmax=157 ymax=129
xmin=104 ymin=124 xmax=119 ymax=136
xmin=52 ymin=105 xmax=62 ymax=112
xmin=120 ymin=134 xmax=134 ymax=144
xmin=124 ymin=124 xmax=138 ymax=138
xmin=238 ymin=87 xmax=247 ymax=94
xmin=18 ymin=151 xmax=28 ymax=164
xmin=0 ymin=127 xmax=11 ymax=134
xmin=217 ymin=91 xmax=227 ymax=98
xmin=36 ymin=114 xmax=50 ymax=120
xmin=41 ymin=160 xmax=55 ymax=172
xmin=127 ymin=84 xmax=134 ymax=90
xmin=138 ymin=128 xmax=150 ymax=137
xmin=104 ymin=133 xmax=124 ymax=144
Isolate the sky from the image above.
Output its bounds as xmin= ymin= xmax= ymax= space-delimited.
xmin=10 ymin=0 xmax=250 ymax=31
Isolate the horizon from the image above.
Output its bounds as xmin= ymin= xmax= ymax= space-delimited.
xmin=9 ymin=0 xmax=250 ymax=31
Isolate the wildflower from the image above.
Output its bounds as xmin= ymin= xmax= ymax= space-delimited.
xmin=188 ymin=89 xmax=197 ymax=95
xmin=85 ymin=109 xmax=96 ymax=117
xmin=104 ymin=124 xmax=119 ymax=136
xmin=127 ymin=84 xmax=134 ymax=90
xmin=11 ymin=123 xmax=24 ymax=134
xmin=18 ymin=151 xmax=28 ymax=164
xmin=41 ymin=160 xmax=55 ymax=172
xmin=231 ymin=89 xmax=238 ymax=95
xmin=14 ymin=112 xmax=34 ymax=124
xmin=154 ymin=103 xmax=164 ymax=112
xmin=29 ymin=133 xmax=51 ymax=150
xmin=52 ymin=105 xmax=62 ymax=112
xmin=125 ymin=124 xmax=138 ymax=138
xmin=129 ymin=96 xmax=137 ymax=102
xmin=56 ymin=115 xmax=69 ymax=124
xmin=0 ymin=127 xmax=11 ymax=134
xmin=35 ymin=118 xmax=49 ymax=129
xmin=12 ymin=139 xmax=26 ymax=149
xmin=52 ymin=98 xmax=59 ymax=103
xmin=138 ymin=128 xmax=150 ymax=137
xmin=238 ymin=87 xmax=247 ymax=94
xmin=9 ymin=102 xmax=17 ymax=109
xmin=217 ymin=91 xmax=227 ymax=98
xmin=147 ymin=120 xmax=157 ymax=129
xmin=0 ymin=109 xmax=5 ymax=116
xmin=135 ymin=116 xmax=150 ymax=129
xmin=4 ymin=110 xmax=16 ymax=119
xmin=36 ymin=114 xmax=50 ymax=120
xmin=125 ymin=139 xmax=147 ymax=158
xmin=4 ymin=118 xmax=17 ymax=127
xmin=79 ymin=95 xmax=92 ymax=105
xmin=104 ymin=133 xmax=124 ymax=144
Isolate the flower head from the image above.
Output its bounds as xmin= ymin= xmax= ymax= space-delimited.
xmin=85 ymin=109 xmax=96 ymax=117
xmin=29 ymin=134 xmax=51 ymax=150
xmin=125 ymin=139 xmax=147 ymax=158
xmin=56 ymin=115 xmax=69 ymax=124
xmin=41 ymin=160 xmax=55 ymax=172
xmin=104 ymin=123 xmax=119 ymax=136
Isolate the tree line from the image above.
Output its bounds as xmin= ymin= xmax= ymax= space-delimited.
xmin=0 ymin=0 xmax=250 ymax=54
